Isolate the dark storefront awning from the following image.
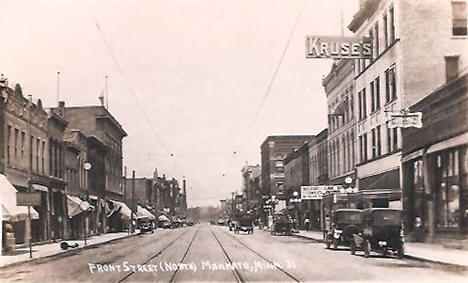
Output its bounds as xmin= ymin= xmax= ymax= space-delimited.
xmin=359 ymin=169 xmax=400 ymax=190
xmin=67 ymin=195 xmax=93 ymax=218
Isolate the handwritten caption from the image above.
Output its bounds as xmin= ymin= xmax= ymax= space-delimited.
xmin=88 ymin=260 xmax=297 ymax=274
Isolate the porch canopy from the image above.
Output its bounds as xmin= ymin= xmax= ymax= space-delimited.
xmin=66 ymin=195 xmax=93 ymax=218
xmin=136 ymin=205 xmax=155 ymax=219
xmin=0 ymin=174 xmax=39 ymax=221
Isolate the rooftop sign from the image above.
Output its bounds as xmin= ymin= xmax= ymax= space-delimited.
xmin=305 ymin=36 xmax=372 ymax=59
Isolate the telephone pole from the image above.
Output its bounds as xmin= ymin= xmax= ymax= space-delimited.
xmin=131 ymin=170 xmax=135 ymax=233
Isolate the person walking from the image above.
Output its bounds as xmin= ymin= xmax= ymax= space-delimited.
xmin=304 ymin=218 xmax=310 ymax=231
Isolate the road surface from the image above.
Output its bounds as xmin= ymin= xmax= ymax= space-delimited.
xmin=1 ymin=224 xmax=466 ymax=282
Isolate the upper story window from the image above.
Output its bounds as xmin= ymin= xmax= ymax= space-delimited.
xmin=383 ymin=14 xmax=388 ymax=49
xmin=385 ymin=65 xmax=397 ymax=103
xmin=452 ymin=1 xmax=467 ymax=36
xmin=389 ymin=5 xmax=395 ymax=43
xmin=374 ymin=22 xmax=380 ymax=57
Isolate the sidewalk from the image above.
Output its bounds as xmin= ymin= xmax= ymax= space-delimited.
xmin=0 ymin=232 xmax=138 ymax=268
xmin=293 ymin=230 xmax=468 ymax=268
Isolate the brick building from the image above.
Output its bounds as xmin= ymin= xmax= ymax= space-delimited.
xmin=401 ymin=73 xmax=467 ymax=243
xmin=348 ymin=0 xmax=467 ymax=208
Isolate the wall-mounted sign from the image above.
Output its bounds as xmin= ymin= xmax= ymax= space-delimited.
xmin=388 ymin=111 xmax=423 ymax=128
xmin=301 ymin=185 xmax=343 ymax=200
xmin=306 ymin=36 xmax=372 ymax=59
xmin=16 ymin=192 xmax=41 ymax=206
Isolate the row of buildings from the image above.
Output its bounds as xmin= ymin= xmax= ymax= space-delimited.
xmin=1 ymin=78 xmax=187 ymax=251
xmin=229 ymin=0 xmax=467 ymax=244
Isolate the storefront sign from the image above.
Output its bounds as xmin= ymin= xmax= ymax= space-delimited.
xmin=16 ymin=192 xmax=41 ymax=206
xmin=301 ymin=185 xmax=343 ymax=200
xmin=306 ymin=36 xmax=372 ymax=59
xmin=388 ymin=111 xmax=423 ymax=128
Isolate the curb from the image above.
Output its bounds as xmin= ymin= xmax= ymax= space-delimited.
xmin=0 ymin=233 xmax=141 ymax=269
xmin=291 ymin=234 xmax=468 ymax=269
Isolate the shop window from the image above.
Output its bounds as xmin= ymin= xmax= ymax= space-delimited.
xmin=452 ymin=1 xmax=467 ymax=36
xmin=436 ymin=149 xmax=460 ymax=229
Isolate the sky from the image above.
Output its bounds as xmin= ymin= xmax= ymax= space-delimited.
xmin=0 ymin=0 xmax=358 ymax=208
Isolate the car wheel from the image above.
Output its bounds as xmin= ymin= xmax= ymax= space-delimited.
xmin=364 ymin=240 xmax=370 ymax=258
xmin=350 ymin=241 xmax=356 ymax=255
xmin=397 ymin=245 xmax=404 ymax=259
xmin=333 ymin=239 xmax=339 ymax=250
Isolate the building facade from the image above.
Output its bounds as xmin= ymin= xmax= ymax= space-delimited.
xmin=401 ymin=73 xmax=467 ymax=243
xmin=241 ymin=164 xmax=262 ymax=213
xmin=323 ymin=59 xmax=357 ymax=187
xmin=347 ymin=0 xmax=467 ymax=208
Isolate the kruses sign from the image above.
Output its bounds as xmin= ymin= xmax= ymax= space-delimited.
xmin=306 ymin=36 xmax=372 ymax=59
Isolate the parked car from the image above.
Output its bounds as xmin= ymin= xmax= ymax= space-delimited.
xmin=210 ymin=220 xmax=216 ymax=225
xmin=325 ymin=209 xmax=362 ymax=250
xmin=271 ymin=214 xmax=292 ymax=236
xmin=217 ymin=218 xmax=226 ymax=225
xmin=158 ymin=214 xmax=173 ymax=229
xmin=350 ymin=208 xmax=404 ymax=258
xmin=137 ymin=216 xmax=155 ymax=233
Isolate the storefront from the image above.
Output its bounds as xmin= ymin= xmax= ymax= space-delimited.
xmin=402 ymin=74 xmax=467 ymax=243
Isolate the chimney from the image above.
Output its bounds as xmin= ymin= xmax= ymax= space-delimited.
xmin=183 ymin=179 xmax=186 ymax=196
xmin=58 ymin=101 xmax=65 ymax=115
xmin=153 ymin=168 xmax=158 ymax=179
xmin=98 ymin=95 xmax=105 ymax=106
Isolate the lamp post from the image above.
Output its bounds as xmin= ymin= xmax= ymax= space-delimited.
xmin=83 ymin=162 xmax=92 ymax=245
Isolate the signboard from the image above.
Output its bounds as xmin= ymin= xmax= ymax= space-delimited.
xmin=16 ymin=192 xmax=41 ymax=206
xmin=300 ymin=185 xmax=343 ymax=200
xmin=388 ymin=111 xmax=423 ymax=128
xmin=306 ymin=36 xmax=372 ymax=59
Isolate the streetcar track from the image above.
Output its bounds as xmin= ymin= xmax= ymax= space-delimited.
xmin=168 ymin=229 xmax=199 ymax=283
xmin=219 ymin=227 xmax=301 ymax=282
xmin=210 ymin=228 xmax=244 ymax=283
xmin=115 ymin=229 xmax=191 ymax=283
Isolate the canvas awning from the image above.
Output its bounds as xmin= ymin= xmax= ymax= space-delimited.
xmin=136 ymin=205 xmax=155 ymax=219
xmin=108 ymin=200 xmax=134 ymax=220
xmin=1 ymin=174 xmax=39 ymax=221
xmin=67 ymin=195 xmax=93 ymax=218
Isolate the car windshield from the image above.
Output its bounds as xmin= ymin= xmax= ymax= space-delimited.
xmin=372 ymin=210 xmax=401 ymax=226
xmin=335 ymin=211 xmax=361 ymax=224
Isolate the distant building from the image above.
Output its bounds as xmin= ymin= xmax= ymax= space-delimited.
xmin=307 ymin=129 xmax=328 ymax=185
xmin=260 ymin=135 xmax=314 ymax=200
xmin=241 ymin=164 xmax=261 ymax=213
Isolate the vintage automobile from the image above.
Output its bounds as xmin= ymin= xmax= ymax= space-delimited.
xmin=271 ymin=214 xmax=292 ymax=236
xmin=217 ymin=218 xmax=226 ymax=225
xmin=350 ymin=208 xmax=404 ymax=258
xmin=325 ymin=209 xmax=362 ymax=250
xmin=137 ymin=216 xmax=155 ymax=233
xmin=158 ymin=214 xmax=173 ymax=229
xmin=235 ymin=216 xmax=254 ymax=234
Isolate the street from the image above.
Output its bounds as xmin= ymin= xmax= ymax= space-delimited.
xmin=1 ymin=224 xmax=466 ymax=282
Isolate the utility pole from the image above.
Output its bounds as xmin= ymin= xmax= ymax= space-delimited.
xmin=131 ymin=170 xmax=135 ymax=233
xmin=123 ymin=166 xmax=128 ymax=234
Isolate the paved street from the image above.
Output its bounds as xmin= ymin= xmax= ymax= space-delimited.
xmin=1 ymin=224 xmax=466 ymax=282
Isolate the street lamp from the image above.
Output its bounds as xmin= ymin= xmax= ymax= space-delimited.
xmin=83 ymin=162 xmax=92 ymax=245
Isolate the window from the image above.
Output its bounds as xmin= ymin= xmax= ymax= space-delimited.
xmin=445 ymin=56 xmax=460 ymax=82
xmin=358 ymin=91 xmax=362 ymax=120
xmin=362 ymin=88 xmax=367 ymax=118
xmin=30 ymin=136 xmax=34 ymax=171
xmin=370 ymin=81 xmax=375 ymax=112
xmin=369 ymin=28 xmax=374 ymax=62
xmin=374 ymin=22 xmax=380 ymax=56
xmin=377 ymin=126 xmax=382 ymax=156
xmin=7 ymin=125 xmax=11 ymax=164
xmin=363 ymin=133 xmax=368 ymax=161
xmin=436 ymin=149 xmax=460 ymax=228
xmin=359 ymin=136 xmax=363 ymax=163
xmin=393 ymin=128 xmax=398 ymax=150
xmin=383 ymin=14 xmax=388 ymax=49
xmin=387 ymin=122 xmax=392 ymax=152
xmin=350 ymin=94 xmax=354 ymax=118
xmin=36 ymin=138 xmax=40 ymax=172
xmin=385 ymin=66 xmax=397 ymax=103
xmin=375 ymin=77 xmax=381 ymax=109
xmin=389 ymin=5 xmax=395 ymax=42
xmin=371 ymin=129 xmax=376 ymax=158
xmin=14 ymin=128 xmax=18 ymax=159
xmin=452 ymin=1 xmax=467 ymax=36
xmin=21 ymin=132 xmax=25 ymax=158
xmin=42 ymin=141 xmax=46 ymax=174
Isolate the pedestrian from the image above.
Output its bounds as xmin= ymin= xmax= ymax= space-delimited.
xmin=304 ymin=218 xmax=310 ymax=231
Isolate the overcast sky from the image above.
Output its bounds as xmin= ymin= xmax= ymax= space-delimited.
xmin=0 ymin=0 xmax=358 ymax=207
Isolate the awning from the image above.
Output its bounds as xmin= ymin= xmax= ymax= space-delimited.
xmin=88 ymin=195 xmax=98 ymax=200
xmin=358 ymin=169 xmax=400 ymax=190
xmin=427 ymin=132 xmax=468 ymax=154
xmin=158 ymin=215 xmax=170 ymax=222
xmin=136 ymin=205 xmax=154 ymax=219
xmin=67 ymin=195 xmax=93 ymax=218
xmin=109 ymin=200 xmax=134 ymax=220
xmin=32 ymin=184 xmax=49 ymax=192
xmin=1 ymin=174 xmax=39 ymax=221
